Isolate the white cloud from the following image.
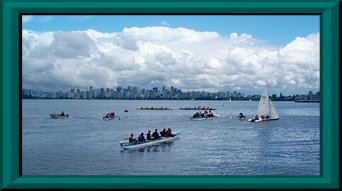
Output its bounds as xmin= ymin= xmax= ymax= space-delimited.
xmin=279 ymin=33 xmax=319 ymax=66
xmin=22 ymin=27 xmax=320 ymax=94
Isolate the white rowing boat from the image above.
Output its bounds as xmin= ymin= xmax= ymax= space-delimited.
xmin=120 ymin=133 xmax=180 ymax=150
xmin=190 ymin=116 xmax=219 ymax=121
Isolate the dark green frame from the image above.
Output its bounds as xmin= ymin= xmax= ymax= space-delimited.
xmin=1 ymin=0 xmax=339 ymax=189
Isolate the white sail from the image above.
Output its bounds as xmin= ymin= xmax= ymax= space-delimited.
xmin=270 ymin=100 xmax=279 ymax=119
xmin=256 ymin=86 xmax=270 ymax=116
xmin=248 ymin=85 xmax=279 ymax=122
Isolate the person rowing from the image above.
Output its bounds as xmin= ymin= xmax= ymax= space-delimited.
xmin=152 ymin=129 xmax=160 ymax=139
xmin=238 ymin=112 xmax=246 ymax=119
xmin=166 ymin=128 xmax=174 ymax=137
xmin=160 ymin=128 xmax=167 ymax=137
xmin=138 ymin=133 xmax=146 ymax=142
xmin=129 ymin=134 xmax=137 ymax=143
xmin=146 ymin=130 xmax=152 ymax=140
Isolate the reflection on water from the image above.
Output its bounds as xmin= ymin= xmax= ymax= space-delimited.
xmin=120 ymin=142 xmax=175 ymax=153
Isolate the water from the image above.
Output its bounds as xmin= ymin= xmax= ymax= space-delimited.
xmin=22 ymin=99 xmax=320 ymax=176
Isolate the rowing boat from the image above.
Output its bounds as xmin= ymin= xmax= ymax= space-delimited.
xmin=136 ymin=107 xmax=173 ymax=110
xmin=120 ymin=134 xmax=180 ymax=150
xmin=190 ymin=116 xmax=219 ymax=121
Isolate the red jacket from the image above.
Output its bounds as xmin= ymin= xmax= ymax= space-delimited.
xmin=129 ymin=137 xmax=136 ymax=142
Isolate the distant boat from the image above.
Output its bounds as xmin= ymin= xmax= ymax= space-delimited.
xmin=103 ymin=112 xmax=121 ymax=120
xmin=190 ymin=111 xmax=220 ymax=120
xmin=190 ymin=115 xmax=219 ymax=121
xmin=50 ymin=113 xmax=69 ymax=118
xmin=248 ymin=85 xmax=279 ymax=122
xmin=103 ymin=116 xmax=122 ymax=121
xmin=179 ymin=106 xmax=216 ymax=110
xmin=136 ymin=107 xmax=173 ymax=110
xmin=229 ymin=97 xmax=232 ymax=104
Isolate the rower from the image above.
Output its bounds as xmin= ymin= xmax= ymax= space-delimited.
xmin=129 ymin=134 xmax=137 ymax=143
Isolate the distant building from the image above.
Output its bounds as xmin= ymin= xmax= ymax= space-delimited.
xmin=76 ymin=89 xmax=81 ymax=99
xmin=89 ymin=86 xmax=94 ymax=99
xmin=117 ymin=86 xmax=122 ymax=93
xmin=67 ymin=89 xmax=75 ymax=99
xmin=99 ymin=88 xmax=106 ymax=99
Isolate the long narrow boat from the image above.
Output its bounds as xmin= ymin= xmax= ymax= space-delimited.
xmin=120 ymin=134 xmax=180 ymax=150
xmin=179 ymin=107 xmax=216 ymax=110
xmin=136 ymin=107 xmax=173 ymax=110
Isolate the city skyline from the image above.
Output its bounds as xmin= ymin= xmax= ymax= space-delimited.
xmin=22 ymin=84 xmax=320 ymax=102
xmin=22 ymin=15 xmax=320 ymax=95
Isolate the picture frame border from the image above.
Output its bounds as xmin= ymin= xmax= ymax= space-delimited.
xmin=1 ymin=0 xmax=339 ymax=189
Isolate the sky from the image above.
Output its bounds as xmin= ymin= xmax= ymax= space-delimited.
xmin=22 ymin=15 xmax=320 ymax=95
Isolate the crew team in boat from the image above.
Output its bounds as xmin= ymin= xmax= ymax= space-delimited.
xmin=191 ymin=110 xmax=216 ymax=119
xmin=137 ymin=106 xmax=173 ymax=110
xmin=103 ymin=112 xmax=116 ymax=119
xmin=179 ymin=106 xmax=216 ymax=110
xmin=128 ymin=128 xmax=174 ymax=143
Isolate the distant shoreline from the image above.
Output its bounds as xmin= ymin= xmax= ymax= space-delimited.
xmin=294 ymin=100 xmax=320 ymax=103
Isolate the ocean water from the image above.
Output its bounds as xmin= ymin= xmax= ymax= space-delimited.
xmin=22 ymin=99 xmax=320 ymax=176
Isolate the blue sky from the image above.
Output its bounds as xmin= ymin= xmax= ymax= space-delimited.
xmin=22 ymin=15 xmax=320 ymax=95
xmin=23 ymin=15 xmax=319 ymax=46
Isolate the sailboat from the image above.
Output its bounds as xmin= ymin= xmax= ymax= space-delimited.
xmin=229 ymin=97 xmax=232 ymax=104
xmin=248 ymin=85 xmax=279 ymax=122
